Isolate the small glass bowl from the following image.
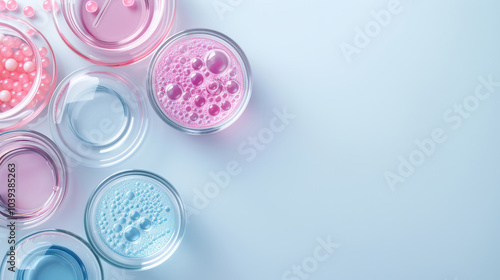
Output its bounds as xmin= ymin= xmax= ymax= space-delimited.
xmin=52 ymin=0 xmax=176 ymax=66
xmin=147 ymin=29 xmax=252 ymax=134
xmin=0 ymin=15 xmax=57 ymax=132
xmin=0 ymin=130 xmax=67 ymax=229
xmin=1 ymin=229 xmax=103 ymax=280
xmin=85 ymin=170 xmax=186 ymax=270
xmin=48 ymin=66 xmax=148 ymax=167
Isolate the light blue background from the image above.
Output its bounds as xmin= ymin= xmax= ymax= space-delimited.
xmin=2 ymin=0 xmax=500 ymax=279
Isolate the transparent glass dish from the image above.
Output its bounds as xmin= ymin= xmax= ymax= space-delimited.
xmin=0 ymin=15 xmax=57 ymax=132
xmin=0 ymin=130 xmax=67 ymax=229
xmin=147 ymin=29 xmax=252 ymax=134
xmin=48 ymin=66 xmax=148 ymax=167
xmin=52 ymin=0 xmax=176 ymax=66
xmin=85 ymin=170 xmax=186 ymax=270
xmin=1 ymin=229 xmax=103 ymax=280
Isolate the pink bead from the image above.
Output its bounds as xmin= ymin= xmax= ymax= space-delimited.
xmin=41 ymin=57 xmax=50 ymax=68
xmin=13 ymin=50 xmax=25 ymax=62
xmin=39 ymin=47 xmax=48 ymax=57
xmin=23 ymin=82 xmax=32 ymax=92
xmin=8 ymin=98 xmax=18 ymax=107
xmin=10 ymin=72 xmax=19 ymax=81
xmin=42 ymin=0 xmax=51 ymax=11
xmin=16 ymin=62 xmax=24 ymax=73
xmin=0 ymin=70 xmax=10 ymax=79
xmin=21 ymin=46 xmax=33 ymax=57
xmin=0 ymin=103 xmax=12 ymax=112
xmin=123 ymin=0 xmax=134 ymax=7
xmin=6 ymin=0 xmax=17 ymax=11
xmin=35 ymin=91 xmax=46 ymax=102
xmin=41 ymin=73 xmax=51 ymax=84
xmin=25 ymin=29 xmax=36 ymax=37
xmin=18 ymin=74 xmax=28 ymax=84
xmin=0 ymin=90 xmax=11 ymax=102
xmin=28 ymin=71 xmax=36 ymax=81
xmin=12 ymin=81 xmax=21 ymax=92
xmin=1 ymin=47 xmax=13 ymax=58
xmin=3 ymin=79 xmax=13 ymax=90
xmin=5 ymin=58 xmax=17 ymax=71
xmin=86 ymin=1 xmax=98 ymax=13
xmin=23 ymin=6 xmax=35 ymax=18
xmin=14 ymin=91 xmax=24 ymax=99
xmin=23 ymin=61 xmax=35 ymax=72
xmin=2 ymin=36 xmax=13 ymax=47
xmin=12 ymin=37 xmax=21 ymax=48
xmin=0 ymin=1 xmax=5 ymax=11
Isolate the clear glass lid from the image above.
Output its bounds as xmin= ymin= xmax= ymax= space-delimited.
xmin=48 ymin=66 xmax=148 ymax=167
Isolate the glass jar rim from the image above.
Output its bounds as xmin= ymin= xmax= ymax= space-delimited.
xmin=0 ymin=130 xmax=67 ymax=229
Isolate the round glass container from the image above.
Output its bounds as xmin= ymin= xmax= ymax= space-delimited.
xmin=0 ymin=15 xmax=57 ymax=132
xmin=52 ymin=0 xmax=176 ymax=66
xmin=85 ymin=170 xmax=185 ymax=270
xmin=0 ymin=130 xmax=66 ymax=229
xmin=1 ymin=229 xmax=103 ymax=280
xmin=147 ymin=29 xmax=252 ymax=134
xmin=48 ymin=66 xmax=147 ymax=167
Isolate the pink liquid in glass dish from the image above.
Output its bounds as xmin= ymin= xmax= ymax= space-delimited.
xmin=0 ymin=130 xmax=66 ymax=229
xmin=52 ymin=0 xmax=176 ymax=66
xmin=80 ymin=0 xmax=152 ymax=43
xmin=148 ymin=29 xmax=252 ymax=134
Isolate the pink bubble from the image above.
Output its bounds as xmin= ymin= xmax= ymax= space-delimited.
xmin=41 ymin=57 xmax=50 ymax=68
xmin=0 ymin=102 xmax=12 ymax=112
xmin=0 ymin=1 xmax=5 ymax=11
xmin=2 ymin=79 xmax=14 ymax=90
xmin=12 ymin=81 xmax=22 ymax=92
xmin=23 ymin=6 xmax=35 ymax=18
xmin=12 ymin=37 xmax=22 ymax=48
xmin=9 ymin=98 xmax=19 ymax=108
xmin=0 ymin=70 xmax=10 ymax=79
xmin=6 ymin=0 xmax=17 ymax=11
xmin=1 ymin=47 xmax=13 ymax=58
xmin=39 ymin=47 xmax=48 ymax=57
xmin=21 ymin=46 xmax=33 ymax=57
xmin=2 ymin=36 xmax=13 ymax=47
xmin=18 ymin=74 xmax=29 ymax=84
xmin=86 ymin=1 xmax=98 ymax=13
xmin=25 ymin=29 xmax=36 ymax=37
xmin=42 ymin=0 xmax=51 ymax=11
xmin=10 ymin=72 xmax=19 ymax=81
xmin=122 ymin=0 xmax=134 ymax=7
xmin=13 ymin=50 xmax=25 ymax=62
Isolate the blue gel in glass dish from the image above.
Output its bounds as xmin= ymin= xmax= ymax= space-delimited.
xmin=85 ymin=170 xmax=185 ymax=270
xmin=1 ymin=230 xmax=103 ymax=280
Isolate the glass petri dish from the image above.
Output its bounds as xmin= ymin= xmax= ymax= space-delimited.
xmin=147 ymin=29 xmax=252 ymax=135
xmin=52 ymin=0 xmax=176 ymax=66
xmin=0 ymin=130 xmax=66 ymax=229
xmin=85 ymin=170 xmax=185 ymax=270
xmin=1 ymin=229 xmax=103 ymax=280
xmin=0 ymin=15 xmax=57 ymax=132
xmin=48 ymin=66 xmax=147 ymax=167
